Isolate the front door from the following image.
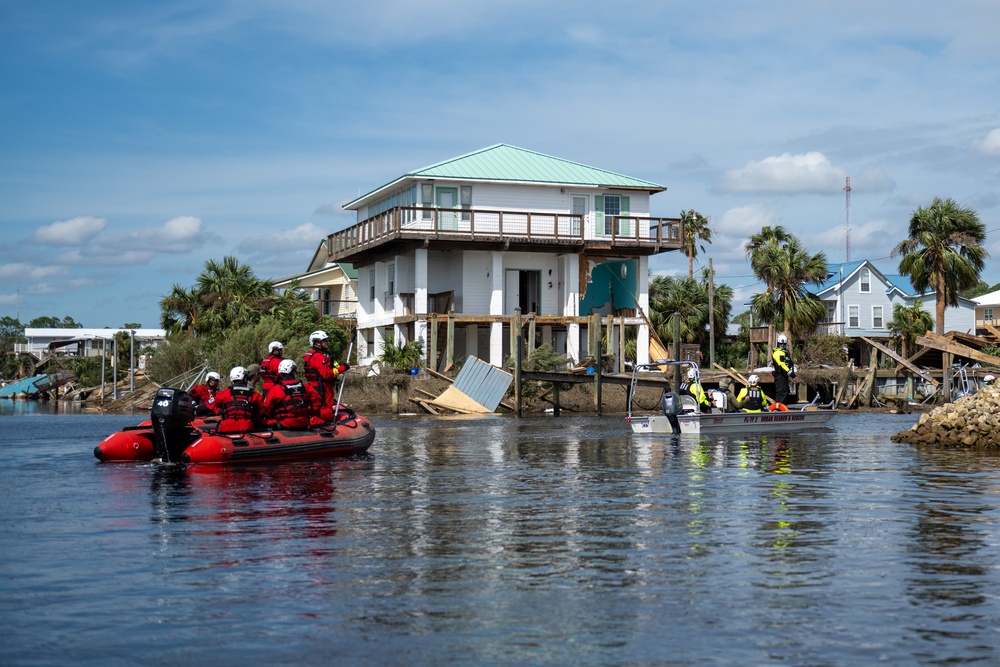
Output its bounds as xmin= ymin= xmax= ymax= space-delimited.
xmin=436 ymin=187 xmax=458 ymax=231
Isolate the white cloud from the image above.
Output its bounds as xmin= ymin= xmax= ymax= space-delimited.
xmin=852 ymin=168 xmax=896 ymax=193
xmin=814 ymin=219 xmax=896 ymax=260
xmin=237 ymin=222 xmax=327 ymax=254
xmin=0 ymin=262 xmax=67 ymax=280
xmin=715 ymin=152 xmax=846 ymax=195
xmin=972 ymin=128 xmax=1000 ymax=156
xmin=129 ymin=216 xmax=212 ymax=252
xmin=29 ymin=216 xmax=108 ymax=246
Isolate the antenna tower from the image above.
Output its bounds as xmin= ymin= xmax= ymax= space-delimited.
xmin=844 ymin=176 xmax=852 ymax=262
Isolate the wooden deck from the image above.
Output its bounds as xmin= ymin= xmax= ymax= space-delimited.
xmin=326 ymin=206 xmax=683 ymax=263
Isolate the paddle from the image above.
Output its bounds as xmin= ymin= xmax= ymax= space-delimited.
xmin=332 ymin=339 xmax=354 ymax=425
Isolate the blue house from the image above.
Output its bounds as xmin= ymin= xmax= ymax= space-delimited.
xmin=815 ymin=260 xmax=976 ymax=337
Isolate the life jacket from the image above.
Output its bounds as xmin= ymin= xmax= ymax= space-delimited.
xmin=260 ymin=354 xmax=282 ymax=390
xmin=743 ymin=386 xmax=764 ymax=411
xmin=679 ymin=380 xmax=691 ymax=395
xmin=303 ymin=349 xmax=326 ymax=383
xmin=273 ymin=379 xmax=310 ymax=428
xmin=221 ymin=386 xmax=256 ymax=424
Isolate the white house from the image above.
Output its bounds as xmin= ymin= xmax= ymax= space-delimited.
xmin=17 ymin=328 xmax=167 ymax=359
xmin=272 ymin=241 xmax=358 ymax=322
xmin=325 ymin=144 xmax=684 ymax=369
xmin=972 ymin=289 xmax=1000 ymax=335
xmin=815 ymin=260 xmax=977 ymax=337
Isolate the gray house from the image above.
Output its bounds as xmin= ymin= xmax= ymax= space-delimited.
xmin=815 ymin=260 xmax=976 ymax=337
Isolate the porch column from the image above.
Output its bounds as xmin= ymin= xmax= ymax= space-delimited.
xmin=564 ymin=253 xmax=581 ymax=363
xmin=637 ymin=255 xmax=651 ymax=365
xmin=490 ymin=250 xmax=504 ymax=366
xmin=414 ymin=248 xmax=429 ymax=355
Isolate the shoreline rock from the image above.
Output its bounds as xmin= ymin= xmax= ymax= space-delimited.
xmin=890 ymin=385 xmax=1000 ymax=449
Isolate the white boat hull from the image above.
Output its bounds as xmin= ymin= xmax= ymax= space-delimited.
xmin=630 ymin=408 xmax=837 ymax=435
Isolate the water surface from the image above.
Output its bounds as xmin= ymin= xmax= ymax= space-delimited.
xmin=2 ymin=404 xmax=999 ymax=666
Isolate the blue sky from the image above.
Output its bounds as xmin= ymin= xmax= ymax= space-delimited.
xmin=2 ymin=0 xmax=999 ymax=329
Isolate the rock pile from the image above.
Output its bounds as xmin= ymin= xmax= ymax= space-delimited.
xmin=891 ymin=384 xmax=1000 ymax=448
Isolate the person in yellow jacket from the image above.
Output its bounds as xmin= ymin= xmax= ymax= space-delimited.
xmin=679 ymin=368 xmax=713 ymax=413
xmin=771 ymin=334 xmax=795 ymax=405
xmin=736 ymin=374 xmax=769 ymax=412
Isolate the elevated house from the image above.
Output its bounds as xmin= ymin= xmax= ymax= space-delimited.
xmin=815 ymin=260 xmax=976 ymax=337
xmin=272 ymin=241 xmax=358 ymax=324
xmin=972 ymin=288 xmax=1000 ymax=336
xmin=325 ymin=144 xmax=684 ymax=369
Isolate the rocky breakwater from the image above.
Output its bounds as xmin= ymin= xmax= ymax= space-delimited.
xmin=891 ymin=384 xmax=1000 ymax=448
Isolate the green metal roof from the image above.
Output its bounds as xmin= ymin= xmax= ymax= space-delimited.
xmin=344 ymin=144 xmax=665 ymax=210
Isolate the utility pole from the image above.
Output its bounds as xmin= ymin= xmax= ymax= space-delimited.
xmin=844 ymin=176 xmax=852 ymax=262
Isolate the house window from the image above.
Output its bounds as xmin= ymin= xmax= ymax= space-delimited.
xmin=387 ymin=263 xmax=395 ymax=297
xmin=986 ymin=307 xmax=995 ymax=321
xmin=571 ymin=195 xmax=586 ymax=236
xmin=369 ymin=269 xmax=375 ymax=303
xmin=872 ymin=305 xmax=883 ymax=329
xmin=860 ymin=269 xmax=870 ymax=293
xmin=603 ymin=195 xmax=621 ymax=235
xmin=421 ymin=183 xmax=434 ymax=220
xmin=460 ymin=185 xmax=472 ymax=222
xmin=848 ymin=305 xmax=859 ymax=328
xmin=323 ymin=289 xmax=331 ymax=316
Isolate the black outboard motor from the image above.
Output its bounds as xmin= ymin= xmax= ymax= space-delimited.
xmin=661 ymin=391 xmax=682 ymax=434
xmin=151 ymin=388 xmax=196 ymax=463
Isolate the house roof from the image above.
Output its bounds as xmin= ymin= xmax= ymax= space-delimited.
xmin=973 ymin=288 xmax=1000 ymax=305
xmin=344 ymin=144 xmax=666 ymax=210
xmin=817 ymin=260 xmax=976 ymax=305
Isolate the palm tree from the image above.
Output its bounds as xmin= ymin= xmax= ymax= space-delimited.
xmin=746 ymin=227 xmax=827 ymax=347
xmin=160 ymin=284 xmax=201 ymax=335
xmin=891 ymin=197 xmax=988 ymax=335
xmin=887 ymin=303 xmax=934 ymax=358
xmin=680 ymin=209 xmax=714 ymax=279
xmin=647 ymin=273 xmax=733 ymax=350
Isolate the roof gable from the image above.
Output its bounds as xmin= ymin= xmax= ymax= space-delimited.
xmin=345 ymin=144 xmax=665 ymax=210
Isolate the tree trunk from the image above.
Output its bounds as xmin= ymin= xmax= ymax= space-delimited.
xmin=936 ymin=274 xmax=946 ymax=335
xmin=688 ymin=248 xmax=694 ymax=280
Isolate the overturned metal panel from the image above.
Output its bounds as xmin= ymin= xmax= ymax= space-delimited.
xmin=431 ymin=356 xmax=513 ymax=413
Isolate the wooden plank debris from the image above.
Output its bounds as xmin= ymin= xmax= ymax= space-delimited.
xmin=916 ymin=331 xmax=1000 ymax=367
xmin=860 ymin=336 xmax=939 ymax=386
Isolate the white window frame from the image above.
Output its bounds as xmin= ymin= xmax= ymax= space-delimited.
xmin=986 ymin=307 xmax=995 ymax=321
xmin=603 ymin=194 xmax=621 ymax=235
xmin=387 ymin=263 xmax=395 ymax=297
xmin=368 ymin=269 xmax=376 ymax=304
xmin=848 ymin=304 xmax=860 ymax=328
xmin=872 ymin=305 xmax=883 ymax=329
xmin=860 ymin=268 xmax=871 ymax=293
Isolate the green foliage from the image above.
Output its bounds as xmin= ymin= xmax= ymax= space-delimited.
xmin=746 ymin=225 xmax=827 ymax=344
xmin=961 ymin=281 xmax=1000 ymax=299
xmin=800 ymin=334 xmax=852 ymax=366
xmin=503 ymin=343 xmax=569 ymax=371
xmin=28 ymin=315 xmax=82 ymax=328
xmin=647 ymin=272 xmax=733 ymax=352
xmin=887 ymin=303 xmax=934 ymax=357
xmin=892 ymin=197 xmax=988 ymax=334
xmin=145 ymin=335 xmax=206 ymax=385
xmin=680 ymin=209 xmax=714 ymax=279
xmin=373 ymin=336 xmax=424 ymax=374
xmin=65 ymin=357 xmax=104 ymax=387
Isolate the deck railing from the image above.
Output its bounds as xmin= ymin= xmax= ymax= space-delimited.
xmin=327 ymin=206 xmax=682 ymax=260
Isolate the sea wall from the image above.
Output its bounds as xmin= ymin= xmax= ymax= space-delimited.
xmin=891 ymin=384 xmax=1000 ymax=448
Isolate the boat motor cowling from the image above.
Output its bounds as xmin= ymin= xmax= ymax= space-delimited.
xmin=151 ymin=388 xmax=195 ymax=462
xmin=661 ymin=391 xmax=682 ymax=434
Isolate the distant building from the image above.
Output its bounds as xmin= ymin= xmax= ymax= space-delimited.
xmin=815 ymin=260 xmax=976 ymax=336
xmin=272 ymin=240 xmax=358 ymax=323
xmin=324 ymin=144 xmax=684 ymax=368
xmin=972 ymin=288 xmax=1000 ymax=335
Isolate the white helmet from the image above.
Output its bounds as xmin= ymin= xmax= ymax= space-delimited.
xmin=229 ymin=366 xmax=246 ymax=383
xmin=267 ymin=341 xmax=283 ymax=353
xmin=686 ymin=368 xmax=697 ymax=380
xmin=985 ymin=374 xmax=996 ymax=385
xmin=206 ymin=371 xmax=221 ymax=382
xmin=309 ymin=330 xmax=329 ymax=345
xmin=748 ymin=374 xmax=760 ymax=386
xmin=776 ymin=334 xmax=788 ymax=345
xmin=277 ymin=359 xmax=296 ymax=375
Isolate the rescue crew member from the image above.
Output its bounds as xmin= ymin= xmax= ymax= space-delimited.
xmin=984 ymin=374 xmax=996 ymax=387
xmin=771 ymin=334 xmax=796 ymax=405
xmin=213 ymin=366 xmax=264 ymax=433
xmin=189 ymin=371 xmax=221 ymax=415
xmin=260 ymin=341 xmax=285 ymax=393
xmin=263 ymin=359 xmax=324 ymax=430
xmin=716 ymin=377 xmax=741 ymax=413
xmin=736 ymin=374 xmax=769 ymax=413
xmin=303 ymin=330 xmax=350 ymax=408
xmin=678 ymin=367 xmax=712 ymax=413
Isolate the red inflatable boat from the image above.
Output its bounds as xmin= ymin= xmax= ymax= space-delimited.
xmin=95 ymin=387 xmax=375 ymax=465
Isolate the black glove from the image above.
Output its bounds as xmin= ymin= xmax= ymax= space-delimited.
xmin=789 ymin=371 xmax=797 ymax=380
xmin=337 ymin=363 xmax=350 ymax=374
